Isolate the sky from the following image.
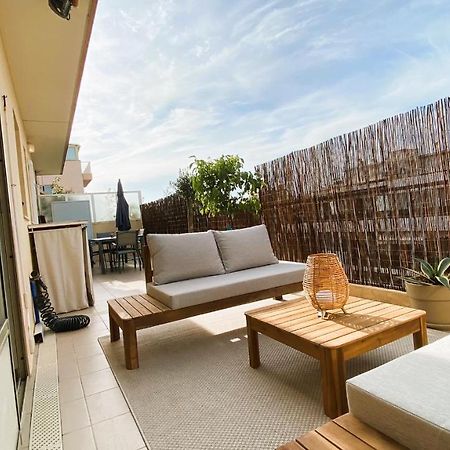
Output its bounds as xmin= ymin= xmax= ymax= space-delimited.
xmin=71 ymin=0 xmax=450 ymax=202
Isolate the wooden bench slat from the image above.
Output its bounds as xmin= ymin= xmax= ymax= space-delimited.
xmin=277 ymin=441 xmax=306 ymax=450
xmin=278 ymin=414 xmax=406 ymax=450
xmin=116 ymin=297 xmax=142 ymax=318
xmin=131 ymin=295 xmax=161 ymax=314
xmin=316 ymin=421 xmax=373 ymax=450
xmin=108 ymin=299 xmax=132 ymax=320
xmin=140 ymin=293 xmax=170 ymax=312
xmin=297 ymin=430 xmax=340 ymax=449
xmin=334 ymin=414 xmax=407 ymax=450
xmin=124 ymin=297 xmax=151 ymax=316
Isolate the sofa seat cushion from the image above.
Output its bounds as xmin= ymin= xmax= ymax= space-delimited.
xmin=213 ymin=225 xmax=278 ymax=273
xmin=147 ymin=261 xmax=306 ymax=310
xmin=346 ymin=334 xmax=450 ymax=450
xmin=147 ymin=230 xmax=225 ymax=285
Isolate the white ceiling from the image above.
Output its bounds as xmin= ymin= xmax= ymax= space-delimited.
xmin=0 ymin=0 xmax=97 ymax=174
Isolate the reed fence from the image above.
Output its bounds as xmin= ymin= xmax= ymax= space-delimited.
xmin=140 ymin=195 xmax=260 ymax=237
xmin=257 ymin=97 xmax=450 ymax=290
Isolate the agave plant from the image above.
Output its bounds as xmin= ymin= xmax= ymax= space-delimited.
xmin=401 ymin=257 xmax=450 ymax=289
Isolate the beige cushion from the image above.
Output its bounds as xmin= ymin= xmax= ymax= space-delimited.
xmin=146 ymin=231 xmax=225 ymax=285
xmin=147 ymin=261 xmax=305 ymax=309
xmin=213 ymin=225 xmax=278 ymax=273
xmin=346 ymin=334 xmax=450 ymax=450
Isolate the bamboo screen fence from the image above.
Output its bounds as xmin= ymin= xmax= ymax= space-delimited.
xmin=140 ymin=195 xmax=260 ymax=236
xmin=257 ymin=97 xmax=450 ymax=290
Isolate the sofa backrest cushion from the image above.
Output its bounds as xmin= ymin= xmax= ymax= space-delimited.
xmin=147 ymin=231 xmax=225 ymax=285
xmin=213 ymin=225 xmax=278 ymax=273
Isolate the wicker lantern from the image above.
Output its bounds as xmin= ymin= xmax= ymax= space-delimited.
xmin=303 ymin=253 xmax=349 ymax=318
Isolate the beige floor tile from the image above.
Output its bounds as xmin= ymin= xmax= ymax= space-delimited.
xmin=86 ymin=387 xmax=129 ymax=424
xmin=100 ymin=313 xmax=110 ymax=326
xmin=56 ymin=338 xmax=74 ymax=354
xmin=93 ymin=413 xmax=145 ymax=450
xmin=59 ymin=376 xmax=84 ymax=404
xmin=60 ymin=398 xmax=91 ymax=435
xmin=74 ymin=341 xmax=104 ymax=359
xmin=62 ymin=426 xmax=97 ymax=450
xmin=58 ymin=355 xmax=80 ymax=380
xmin=78 ymin=353 xmax=109 ymax=376
xmin=81 ymin=368 xmax=117 ymax=396
xmin=73 ymin=330 xmax=108 ymax=347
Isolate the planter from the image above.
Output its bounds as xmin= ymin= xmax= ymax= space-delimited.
xmin=405 ymin=282 xmax=450 ymax=330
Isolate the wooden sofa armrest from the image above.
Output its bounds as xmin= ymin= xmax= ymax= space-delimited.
xmin=143 ymin=244 xmax=153 ymax=284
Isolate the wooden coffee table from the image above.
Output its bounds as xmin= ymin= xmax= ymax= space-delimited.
xmin=245 ymin=296 xmax=427 ymax=419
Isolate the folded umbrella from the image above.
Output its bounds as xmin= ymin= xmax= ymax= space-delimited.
xmin=115 ymin=179 xmax=131 ymax=231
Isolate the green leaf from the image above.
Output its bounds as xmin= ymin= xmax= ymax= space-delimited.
xmin=437 ymin=258 xmax=450 ymax=277
xmin=415 ymin=257 xmax=435 ymax=279
xmin=436 ymin=276 xmax=450 ymax=289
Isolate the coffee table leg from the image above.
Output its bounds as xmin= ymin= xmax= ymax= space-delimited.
xmin=321 ymin=349 xmax=347 ymax=419
xmin=246 ymin=317 xmax=260 ymax=368
xmin=413 ymin=315 xmax=428 ymax=349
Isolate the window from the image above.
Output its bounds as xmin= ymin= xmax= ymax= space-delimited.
xmin=66 ymin=145 xmax=79 ymax=161
xmin=42 ymin=185 xmax=53 ymax=194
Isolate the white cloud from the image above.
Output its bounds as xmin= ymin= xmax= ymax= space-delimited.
xmin=71 ymin=0 xmax=450 ymax=200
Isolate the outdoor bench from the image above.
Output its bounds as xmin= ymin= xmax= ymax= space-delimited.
xmin=108 ymin=225 xmax=305 ymax=369
xmin=278 ymin=330 xmax=450 ymax=450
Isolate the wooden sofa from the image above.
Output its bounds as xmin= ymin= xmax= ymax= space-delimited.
xmin=108 ymin=226 xmax=305 ymax=369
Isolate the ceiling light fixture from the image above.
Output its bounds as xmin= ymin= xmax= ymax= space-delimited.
xmin=48 ymin=0 xmax=77 ymax=21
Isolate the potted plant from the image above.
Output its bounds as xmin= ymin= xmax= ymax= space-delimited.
xmin=402 ymin=257 xmax=450 ymax=330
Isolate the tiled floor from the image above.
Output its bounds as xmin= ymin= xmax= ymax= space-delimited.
xmin=55 ymin=266 xmax=147 ymax=450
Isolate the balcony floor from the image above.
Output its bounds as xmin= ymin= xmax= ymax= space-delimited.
xmin=55 ymin=266 xmax=147 ymax=450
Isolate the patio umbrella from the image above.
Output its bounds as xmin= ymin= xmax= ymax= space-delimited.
xmin=115 ymin=179 xmax=131 ymax=231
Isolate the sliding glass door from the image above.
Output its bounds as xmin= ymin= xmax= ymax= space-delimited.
xmin=0 ymin=106 xmax=21 ymax=449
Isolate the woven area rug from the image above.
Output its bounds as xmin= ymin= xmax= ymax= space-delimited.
xmin=99 ymin=301 xmax=446 ymax=450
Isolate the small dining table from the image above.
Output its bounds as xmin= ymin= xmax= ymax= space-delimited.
xmin=89 ymin=236 xmax=116 ymax=274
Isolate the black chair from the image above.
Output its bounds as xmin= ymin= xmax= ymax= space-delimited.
xmin=96 ymin=232 xmax=115 ymax=270
xmin=113 ymin=230 xmax=142 ymax=272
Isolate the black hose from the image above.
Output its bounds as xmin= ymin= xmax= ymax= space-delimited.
xmin=30 ymin=271 xmax=90 ymax=332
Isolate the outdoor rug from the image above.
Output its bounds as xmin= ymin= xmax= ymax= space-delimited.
xmin=99 ymin=303 xmax=446 ymax=450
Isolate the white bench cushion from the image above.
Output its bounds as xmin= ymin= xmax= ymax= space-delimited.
xmin=346 ymin=334 xmax=450 ymax=450
xmin=213 ymin=225 xmax=278 ymax=272
xmin=147 ymin=261 xmax=306 ymax=309
xmin=147 ymin=230 xmax=225 ymax=285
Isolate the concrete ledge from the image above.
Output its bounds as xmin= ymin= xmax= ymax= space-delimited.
xmin=349 ymin=284 xmax=410 ymax=307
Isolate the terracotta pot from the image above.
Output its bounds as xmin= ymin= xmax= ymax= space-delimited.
xmin=405 ymin=282 xmax=450 ymax=330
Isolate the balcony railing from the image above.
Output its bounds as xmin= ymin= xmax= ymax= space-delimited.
xmin=38 ymin=191 xmax=142 ymax=223
xmin=81 ymin=161 xmax=92 ymax=187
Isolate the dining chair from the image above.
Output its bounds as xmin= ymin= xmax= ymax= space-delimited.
xmin=96 ymin=232 xmax=115 ymax=271
xmin=114 ymin=230 xmax=142 ymax=272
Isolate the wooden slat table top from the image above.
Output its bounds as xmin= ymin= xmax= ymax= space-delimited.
xmin=246 ymin=296 xmax=425 ymax=349
xmin=108 ymin=293 xmax=171 ymax=322
xmin=278 ymin=413 xmax=406 ymax=450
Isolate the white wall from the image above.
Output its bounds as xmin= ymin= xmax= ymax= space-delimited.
xmin=0 ymin=33 xmax=37 ymax=371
